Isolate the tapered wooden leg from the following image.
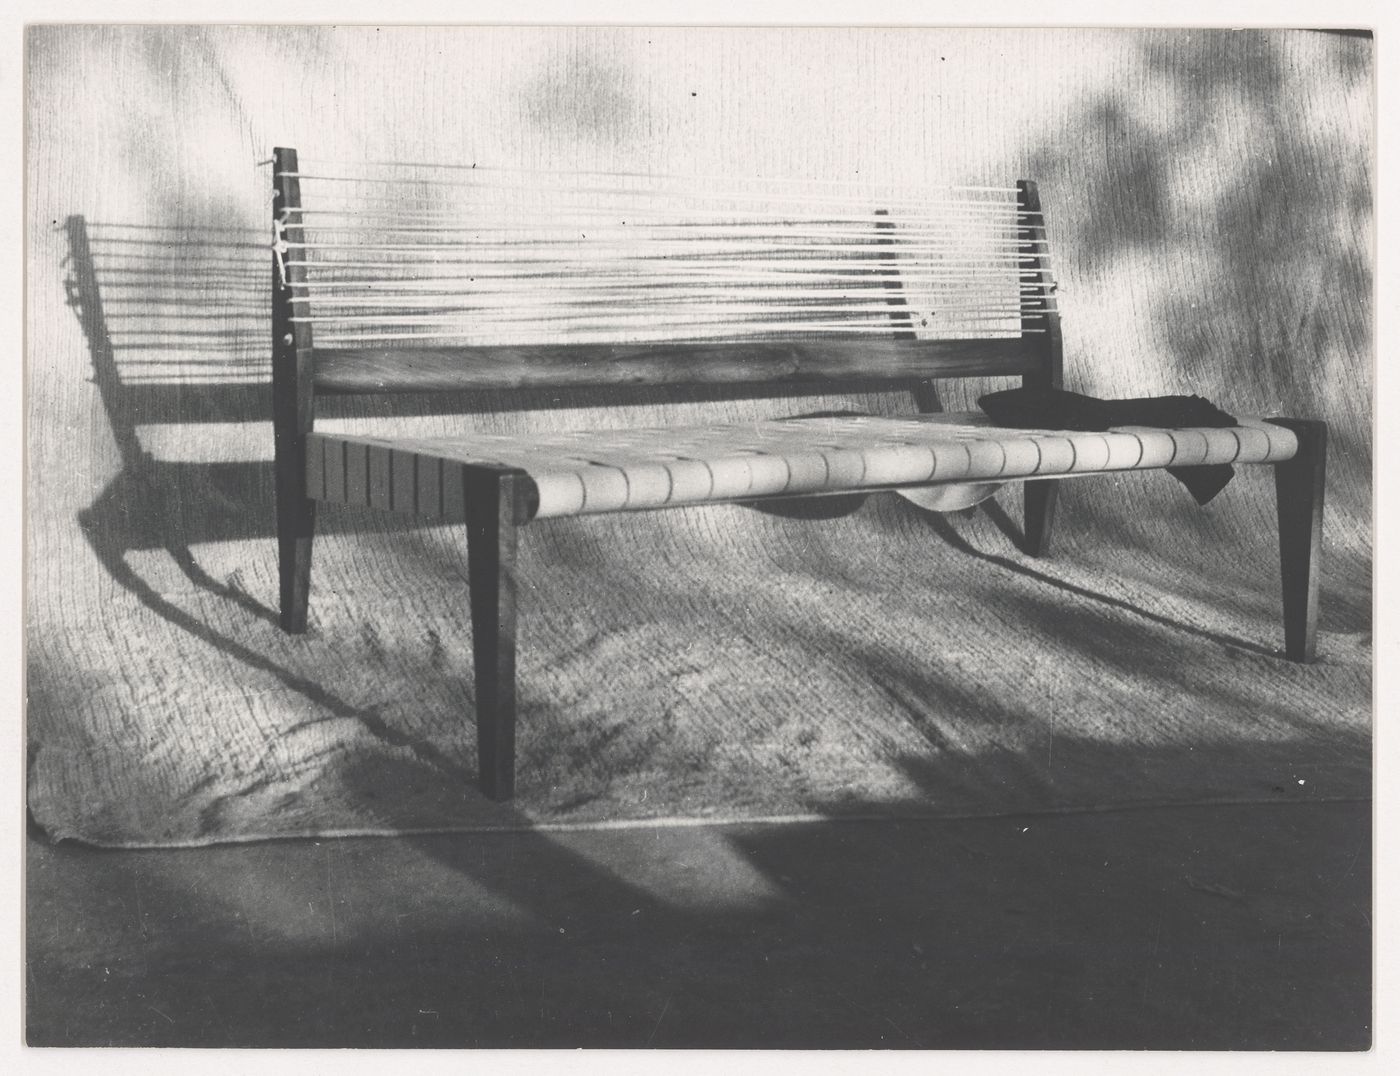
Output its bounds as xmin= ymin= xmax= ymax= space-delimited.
xmin=464 ymin=467 xmax=534 ymax=801
xmin=275 ymin=449 xmax=316 ymax=633
xmin=1023 ymin=480 xmax=1059 ymax=557
xmin=1269 ymin=419 xmax=1327 ymax=663
xmin=271 ymin=144 xmax=317 ymax=636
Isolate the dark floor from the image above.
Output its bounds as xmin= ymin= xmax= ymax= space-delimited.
xmin=25 ymin=801 xmax=1370 ymax=1050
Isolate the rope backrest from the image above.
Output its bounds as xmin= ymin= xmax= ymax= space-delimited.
xmin=271 ymin=148 xmax=1057 ymax=392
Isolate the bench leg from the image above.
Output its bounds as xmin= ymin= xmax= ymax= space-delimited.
xmin=1269 ymin=419 xmax=1327 ymax=663
xmin=275 ymin=457 xmax=316 ymax=633
xmin=465 ymin=468 xmax=528 ymax=801
xmin=1024 ymin=480 xmax=1059 ymax=557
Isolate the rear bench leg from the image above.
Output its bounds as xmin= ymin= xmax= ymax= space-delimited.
xmin=464 ymin=465 xmax=534 ymax=801
xmin=1024 ymin=480 xmax=1059 ymax=557
xmin=1268 ymin=419 xmax=1327 ymax=663
xmin=274 ymin=424 xmax=316 ymax=633
xmin=276 ymin=492 xmax=316 ymax=633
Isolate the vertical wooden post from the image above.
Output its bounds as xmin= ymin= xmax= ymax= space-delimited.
xmin=272 ymin=147 xmax=317 ymax=633
xmin=1268 ymin=419 xmax=1327 ymax=663
xmin=1017 ymin=180 xmax=1063 ymax=556
xmin=875 ymin=209 xmax=942 ymax=414
xmin=464 ymin=465 xmax=537 ymax=801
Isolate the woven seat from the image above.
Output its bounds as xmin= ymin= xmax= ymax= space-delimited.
xmin=308 ymin=413 xmax=1301 ymax=521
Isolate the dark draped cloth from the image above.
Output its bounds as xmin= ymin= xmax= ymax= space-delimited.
xmin=977 ymin=387 xmax=1240 ymax=505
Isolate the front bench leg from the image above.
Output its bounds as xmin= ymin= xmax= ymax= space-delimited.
xmin=464 ymin=466 xmax=534 ymax=801
xmin=1023 ymin=480 xmax=1059 ymax=557
xmin=1268 ymin=419 xmax=1327 ymax=663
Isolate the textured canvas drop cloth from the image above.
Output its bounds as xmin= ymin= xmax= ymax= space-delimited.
xmin=27 ymin=478 xmax=1370 ymax=848
xmin=23 ymin=26 xmax=1374 ymax=848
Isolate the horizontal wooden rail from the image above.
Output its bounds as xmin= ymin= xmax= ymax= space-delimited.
xmin=310 ymin=338 xmax=1040 ymax=394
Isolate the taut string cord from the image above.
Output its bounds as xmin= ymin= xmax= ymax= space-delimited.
xmin=278 ymin=169 xmax=1020 ymax=210
xmin=272 ymin=164 xmax=1055 ymax=347
xmin=296 ymin=155 xmax=1019 ymax=194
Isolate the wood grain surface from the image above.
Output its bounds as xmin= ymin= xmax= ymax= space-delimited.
xmin=24 ymin=27 xmax=1373 ymax=845
xmin=311 ymin=339 xmax=1040 ymax=394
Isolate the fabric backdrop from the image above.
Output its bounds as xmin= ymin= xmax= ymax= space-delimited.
xmin=24 ymin=26 xmax=1372 ymax=847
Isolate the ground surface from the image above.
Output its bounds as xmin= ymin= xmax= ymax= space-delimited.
xmin=26 ymin=800 xmax=1371 ymax=1050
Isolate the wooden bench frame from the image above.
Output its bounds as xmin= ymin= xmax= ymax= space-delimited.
xmin=270 ymin=147 xmax=1326 ymax=801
